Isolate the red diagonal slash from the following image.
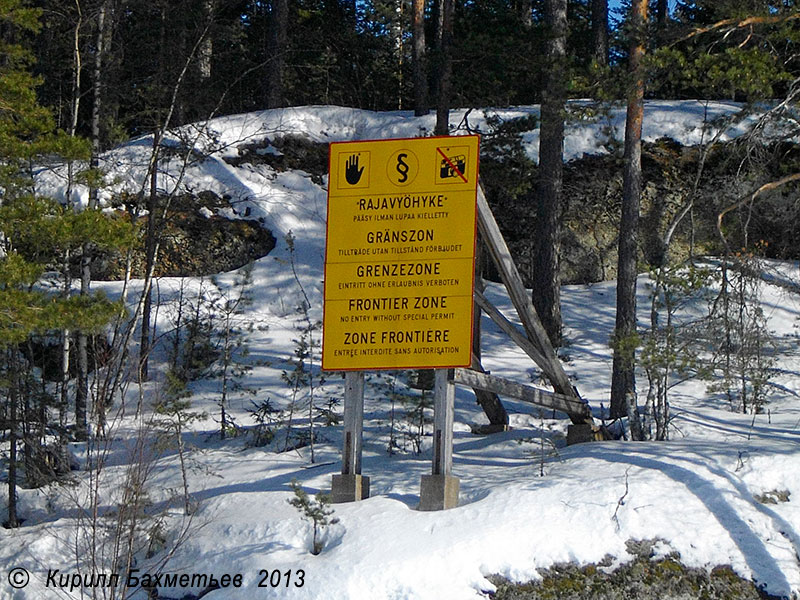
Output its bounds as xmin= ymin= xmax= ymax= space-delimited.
xmin=436 ymin=147 xmax=468 ymax=183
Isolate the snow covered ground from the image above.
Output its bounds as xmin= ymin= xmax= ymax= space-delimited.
xmin=2 ymin=102 xmax=800 ymax=599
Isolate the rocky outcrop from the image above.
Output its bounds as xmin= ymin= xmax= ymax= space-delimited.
xmin=91 ymin=192 xmax=276 ymax=280
xmin=488 ymin=541 xmax=782 ymax=600
xmin=485 ymin=137 xmax=800 ymax=286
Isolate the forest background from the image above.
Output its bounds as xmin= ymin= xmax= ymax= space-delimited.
xmin=1 ymin=0 xmax=799 ymax=502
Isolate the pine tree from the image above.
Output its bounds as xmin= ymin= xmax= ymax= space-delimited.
xmin=591 ymin=0 xmax=609 ymax=66
xmin=434 ymin=0 xmax=454 ymax=135
xmin=610 ymin=0 xmax=647 ymax=440
xmin=0 ymin=0 xmax=128 ymax=527
xmin=651 ymin=0 xmax=796 ymax=100
xmin=266 ymin=0 xmax=288 ymax=108
xmin=533 ymin=0 xmax=568 ymax=348
xmin=411 ymin=0 xmax=428 ymax=116
xmin=288 ymin=479 xmax=339 ymax=555
xmin=210 ymin=265 xmax=256 ymax=440
xmin=154 ymin=372 xmax=206 ymax=515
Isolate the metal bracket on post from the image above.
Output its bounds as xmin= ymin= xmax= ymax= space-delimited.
xmin=332 ymin=371 xmax=370 ymax=503
xmin=419 ymin=369 xmax=459 ymax=510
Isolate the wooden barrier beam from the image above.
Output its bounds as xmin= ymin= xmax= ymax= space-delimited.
xmin=476 ymin=184 xmax=578 ymax=402
xmin=473 ymin=289 xmax=550 ymax=369
xmin=452 ymin=368 xmax=592 ymax=424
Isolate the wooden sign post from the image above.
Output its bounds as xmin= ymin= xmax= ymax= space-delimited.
xmin=331 ymin=371 xmax=369 ymax=503
xmin=419 ymin=369 xmax=459 ymax=510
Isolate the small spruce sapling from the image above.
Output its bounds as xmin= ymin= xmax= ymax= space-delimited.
xmin=376 ymin=371 xmax=429 ymax=455
xmin=247 ymin=397 xmax=280 ymax=447
xmin=316 ymin=396 xmax=341 ymax=427
xmin=706 ymin=249 xmax=775 ymax=414
xmin=209 ymin=264 xmax=256 ymax=439
xmin=402 ymin=387 xmax=433 ymax=454
xmin=383 ymin=371 xmax=402 ymax=455
xmin=166 ymin=278 xmax=189 ymax=376
xmin=283 ymin=231 xmax=324 ymax=461
xmin=640 ymin=263 xmax=713 ymax=440
xmin=281 ymin=339 xmax=309 ymax=452
xmin=288 ymin=479 xmax=339 ymax=555
xmin=154 ymin=371 xmax=207 ymax=515
xmin=173 ymin=278 xmax=219 ymax=381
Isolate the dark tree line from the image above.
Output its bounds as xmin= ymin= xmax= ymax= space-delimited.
xmin=23 ymin=0 xmax=800 ymax=165
xmin=27 ymin=0 xmax=650 ymax=152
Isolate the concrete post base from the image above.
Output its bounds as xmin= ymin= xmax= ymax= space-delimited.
xmin=419 ymin=474 xmax=460 ymax=511
xmin=331 ymin=474 xmax=370 ymax=503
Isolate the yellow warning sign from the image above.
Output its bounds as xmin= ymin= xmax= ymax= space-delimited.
xmin=323 ymin=135 xmax=480 ymax=370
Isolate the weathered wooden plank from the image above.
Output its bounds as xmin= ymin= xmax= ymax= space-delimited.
xmin=473 ymin=289 xmax=550 ymax=369
xmin=476 ymin=184 xmax=578 ymax=401
xmin=471 ymin=239 xmax=509 ymax=426
xmin=341 ymin=371 xmax=365 ymax=475
xmin=452 ymin=368 xmax=592 ymax=423
xmin=433 ymin=369 xmax=455 ymax=475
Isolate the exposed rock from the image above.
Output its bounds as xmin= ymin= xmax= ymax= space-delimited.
xmin=91 ymin=136 xmax=800 ymax=285
xmin=227 ymin=133 xmax=329 ymax=184
xmin=484 ymin=137 xmax=800 ymax=286
xmin=91 ymin=192 xmax=276 ymax=280
xmin=488 ymin=553 xmax=781 ymax=600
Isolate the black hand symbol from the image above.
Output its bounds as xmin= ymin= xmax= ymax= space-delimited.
xmin=345 ymin=154 xmax=364 ymax=185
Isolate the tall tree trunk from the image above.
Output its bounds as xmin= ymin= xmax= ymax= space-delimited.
xmin=139 ymin=134 xmax=159 ymax=383
xmin=393 ymin=0 xmax=404 ymax=110
xmin=77 ymin=0 xmax=110 ymax=439
xmin=64 ymin=0 xmax=83 ymax=435
xmin=412 ymin=0 xmax=427 ymax=116
xmin=434 ymin=0 xmax=453 ymax=136
xmin=60 ymin=253 xmax=71 ymax=427
xmin=137 ymin=1 xmax=208 ymax=389
xmin=73 ymin=0 xmax=87 ymax=440
xmin=89 ymin=0 xmax=108 ymax=195
xmin=429 ymin=0 xmax=440 ymax=102
xmin=68 ymin=1 xmax=83 ymax=137
xmin=533 ymin=0 xmax=567 ymax=348
xmin=198 ymin=0 xmax=215 ymax=82
xmin=6 ymin=348 xmax=20 ymax=528
xmin=610 ymin=0 xmax=647 ymax=440
xmin=266 ymin=0 xmax=288 ymax=108
xmin=655 ymin=0 xmax=668 ymax=28
xmin=139 ymin=4 xmax=169 ymax=383
xmin=591 ymin=0 xmax=608 ymax=66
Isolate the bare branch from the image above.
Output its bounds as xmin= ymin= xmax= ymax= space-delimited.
xmin=684 ymin=13 xmax=800 ymax=43
xmin=717 ymin=172 xmax=800 ymax=251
